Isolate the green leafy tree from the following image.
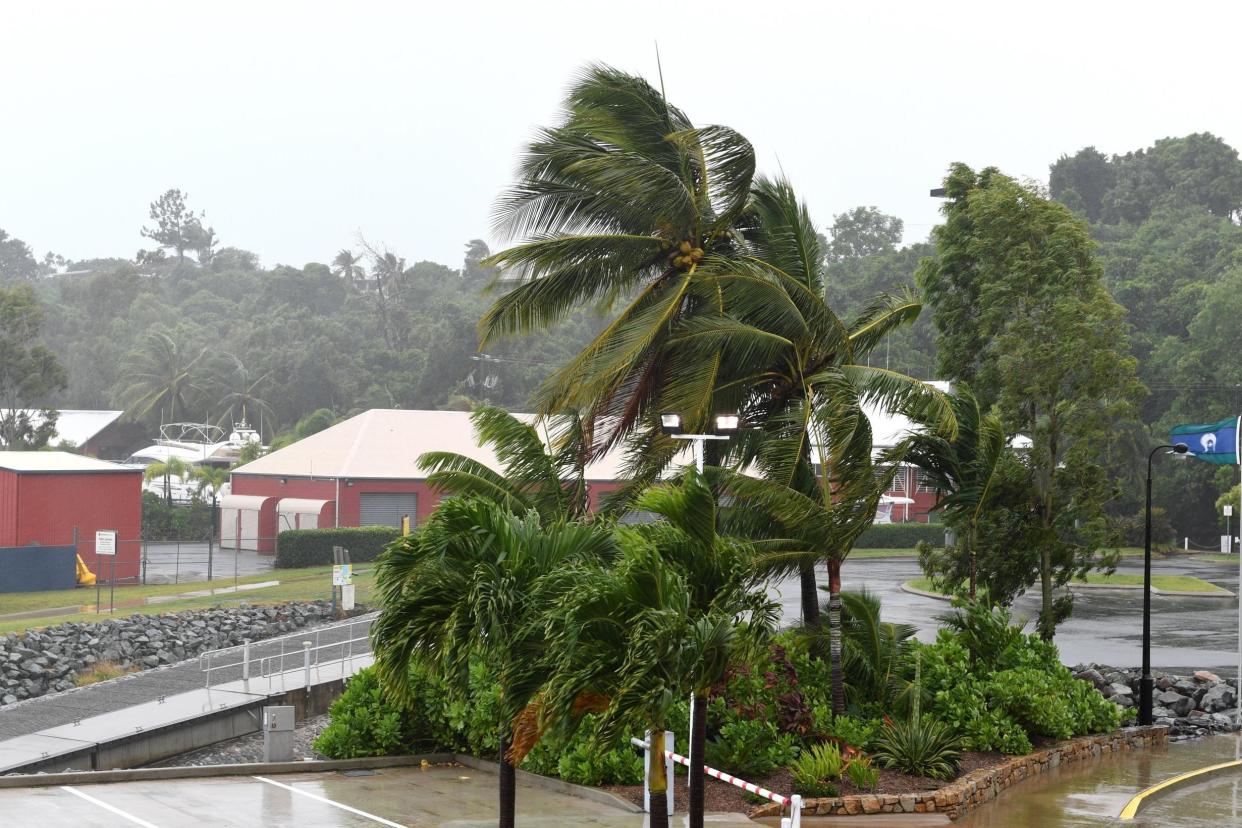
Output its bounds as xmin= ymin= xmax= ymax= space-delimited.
xmin=372 ymin=498 xmax=618 ymax=828
xmin=1104 ymin=132 xmax=1242 ymax=224
xmin=918 ymin=164 xmax=1143 ymax=638
xmin=825 ymin=206 xmax=903 ymax=261
xmin=141 ymin=189 xmax=213 ymax=262
xmin=143 ymin=457 xmax=192 ymax=505
xmin=0 ymin=284 xmax=68 ymax=448
xmin=0 ymin=229 xmax=40 ymax=283
xmin=1049 ymin=146 xmax=1115 ymax=223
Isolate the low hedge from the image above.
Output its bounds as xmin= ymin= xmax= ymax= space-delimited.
xmin=276 ymin=526 xmax=402 ymax=568
xmin=854 ymin=522 xmax=946 ymax=549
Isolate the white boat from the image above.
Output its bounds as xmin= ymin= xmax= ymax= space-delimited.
xmin=125 ymin=421 xmax=263 ymax=502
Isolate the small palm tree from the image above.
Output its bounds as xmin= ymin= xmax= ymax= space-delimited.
xmin=192 ymin=465 xmax=229 ymax=501
xmin=331 ymin=248 xmax=366 ymax=287
xmin=539 ymin=470 xmax=776 ymax=828
xmin=418 ymin=405 xmax=592 ymax=523
xmin=143 ymin=457 xmax=193 ymax=505
xmin=906 ymin=385 xmax=1008 ymax=598
xmin=371 ymin=498 xmax=618 ymax=828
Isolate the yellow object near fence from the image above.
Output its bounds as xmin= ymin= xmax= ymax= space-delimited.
xmin=75 ymin=554 xmax=96 ymax=586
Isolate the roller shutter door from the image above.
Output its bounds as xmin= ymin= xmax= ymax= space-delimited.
xmin=359 ymin=492 xmax=417 ymax=528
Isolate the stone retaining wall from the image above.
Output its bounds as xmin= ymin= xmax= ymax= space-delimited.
xmin=752 ymin=725 xmax=1167 ymax=821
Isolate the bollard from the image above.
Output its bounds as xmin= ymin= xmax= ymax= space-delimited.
xmin=242 ymin=639 xmax=251 ymax=690
xmin=790 ymin=794 xmax=802 ymax=828
xmin=642 ymin=729 xmax=651 ymax=815
xmin=302 ymin=640 xmax=312 ymax=688
xmin=663 ymin=730 xmax=674 ymax=816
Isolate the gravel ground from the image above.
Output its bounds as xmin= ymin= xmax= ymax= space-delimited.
xmin=149 ymin=713 xmax=332 ymax=767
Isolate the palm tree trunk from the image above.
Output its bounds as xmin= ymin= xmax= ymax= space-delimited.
xmin=828 ymin=557 xmax=845 ymax=715
xmin=498 ymin=736 xmax=516 ymax=828
xmin=689 ymin=693 xmax=707 ymax=828
xmin=649 ymin=729 xmax=670 ymax=828
xmin=799 ymin=560 xmax=820 ymax=628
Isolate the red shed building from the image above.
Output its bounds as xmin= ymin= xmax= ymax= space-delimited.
xmin=0 ymin=451 xmax=143 ymax=581
xmin=228 ymin=409 xmax=629 ymax=552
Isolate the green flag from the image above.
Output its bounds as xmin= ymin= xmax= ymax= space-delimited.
xmin=1170 ymin=417 xmax=1239 ymax=465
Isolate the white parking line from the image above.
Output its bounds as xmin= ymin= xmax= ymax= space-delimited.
xmin=60 ymin=785 xmax=161 ymax=828
xmin=252 ymin=775 xmax=407 ymax=827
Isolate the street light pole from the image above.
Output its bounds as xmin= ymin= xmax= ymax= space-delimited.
xmin=1141 ymin=442 xmax=1190 ymax=726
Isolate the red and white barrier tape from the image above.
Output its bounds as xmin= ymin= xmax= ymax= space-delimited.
xmin=664 ymin=750 xmax=788 ymax=806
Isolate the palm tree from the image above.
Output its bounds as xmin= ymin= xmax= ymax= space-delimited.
xmin=331 ymin=249 xmax=366 ymax=287
xmin=213 ymin=354 xmax=275 ymax=437
xmin=538 ymin=517 xmax=773 ymax=828
xmin=120 ymin=330 xmax=210 ymax=426
xmin=143 ymin=457 xmax=193 ymax=505
xmin=837 ymin=590 xmax=917 ymax=712
xmin=371 ymin=498 xmax=618 ymax=828
xmin=905 ymin=385 xmax=1007 ymax=598
xmin=481 ymin=64 xmax=758 ymax=454
xmin=192 ymin=465 xmax=229 ymax=501
xmin=627 ymin=469 xmax=776 ymax=828
xmin=417 ymin=405 xmax=592 ymax=523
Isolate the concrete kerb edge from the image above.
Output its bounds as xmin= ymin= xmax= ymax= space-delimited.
xmin=453 ymin=753 xmax=644 ymax=813
xmin=0 ymin=753 xmax=457 ymax=788
xmin=899 ymin=582 xmax=951 ymax=602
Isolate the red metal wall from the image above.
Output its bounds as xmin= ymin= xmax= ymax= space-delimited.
xmin=1 ymin=469 xmax=142 ymax=580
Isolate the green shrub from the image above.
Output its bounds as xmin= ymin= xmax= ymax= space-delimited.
xmin=846 ymin=755 xmax=879 ymax=790
xmin=790 ymin=742 xmax=845 ymax=797
xmin=276 ymin=526 xmax=401 ymax=567
xmin=853 ymin=522 xmax=945 ymax=549
xmin=872 ymin=715 xmax=962 ymax=781
xmin=816 ymin=713 xmax=881 ymax=752
xmin=314 ymin=669 xmax=419 ymax=758
xmin=704 ymin=720 xmax=799 ymax=778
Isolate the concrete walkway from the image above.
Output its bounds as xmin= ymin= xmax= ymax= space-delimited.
xmin=0 ymin=614 xmax=375 ymax=773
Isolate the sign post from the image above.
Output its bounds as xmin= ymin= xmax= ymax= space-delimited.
xmin=95 ymin=530 xmax=117 ymax=615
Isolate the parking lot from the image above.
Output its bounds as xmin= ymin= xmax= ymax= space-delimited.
xmin=0 ymin=766 xmax=759 ymax=827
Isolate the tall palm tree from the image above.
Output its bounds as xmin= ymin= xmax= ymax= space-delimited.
xmin=481 ymin=64 xmax=758 ymax=454
xmin=417 ymin=405 xmax=592 ymax=523
xmin=682 ymin=177 xmax=953 ymax=625
xmin=371 ymin=498 xmax=618 ymax=828
xmin=120 ymin=330 xmax=209 ymax=426
xmin=906 ymin=385 xmax=1008 ymax=598
xmin=213 ymin=354 xmax=274 ymax=437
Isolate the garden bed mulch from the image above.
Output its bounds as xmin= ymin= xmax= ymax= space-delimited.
xmin=604 ymin=750 xmax=1009 ymax=817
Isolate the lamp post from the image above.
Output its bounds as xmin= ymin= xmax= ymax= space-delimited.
xmin=658 ymin=412 xmax=739 ymax=472
xmin=1140 ymin=442 xmax=1190 ymax=725
xmin=658 ymin=411 xmax=738 ymax=806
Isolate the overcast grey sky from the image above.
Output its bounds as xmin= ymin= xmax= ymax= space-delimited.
xmin=3 ymin=0 xmax=1240 ymax=270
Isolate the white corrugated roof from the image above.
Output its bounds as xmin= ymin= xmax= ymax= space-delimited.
xmin=232 ymin=409 xmax=634 ymax=481
xmin=0 ymin=451 xmax=138 ymax=473
xmin=0 ymin=410 xmax=123 ymax=448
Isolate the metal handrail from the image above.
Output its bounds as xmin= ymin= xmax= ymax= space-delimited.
xmin=199 ymin=612 xmax=377 ymax=691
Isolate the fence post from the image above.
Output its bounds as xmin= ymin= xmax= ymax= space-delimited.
xmin=242 ymin=639 xmax=251 ymax=690
xmin=642 ymin=729 xmax=651 ymax=814
xmin=663 ymin=729 xmax=674 ymax=817
xmin=790 ymin=794 xmax=802 ymax=828
xmin=302 ymin=641 xmax=312 ymax=688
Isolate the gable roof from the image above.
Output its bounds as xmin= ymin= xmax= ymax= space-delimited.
xmin=231 ymin=409 xmax=631 ymax=481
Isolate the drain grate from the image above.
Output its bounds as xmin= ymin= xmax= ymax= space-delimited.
xmin=339 ymin=769 xmax=379 ymax=777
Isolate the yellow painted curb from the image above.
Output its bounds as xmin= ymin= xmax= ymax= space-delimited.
xmin=1118 ymin=758 xmax=1242 ymax=819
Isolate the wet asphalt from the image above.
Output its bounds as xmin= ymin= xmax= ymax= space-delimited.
xmin=772 ymin=555 xmax=1242 ymax=677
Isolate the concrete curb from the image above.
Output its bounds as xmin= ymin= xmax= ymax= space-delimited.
xmin=0 ymin=753 xmax=457 ymax=788
xmin=899 ymin=582 xmax=951 ymax=602
xmin=454 ymin=754 xmax=644 ymax=813
xmin=1068 ymin=582 xmax=1235 ymax=598
xmin=1119 ymin=756 xmax=1242 ymax=819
